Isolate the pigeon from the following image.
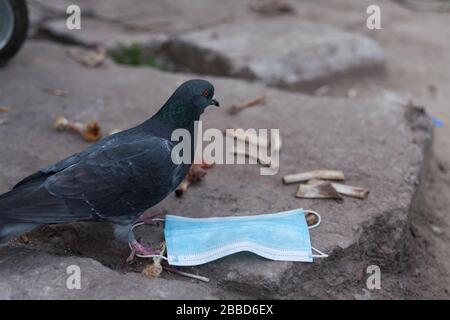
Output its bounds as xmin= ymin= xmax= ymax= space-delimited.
xmin=0 ymin=79 xmax=219 ymax=254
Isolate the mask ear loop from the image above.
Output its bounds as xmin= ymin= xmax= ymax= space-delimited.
xmin=311 ymin=247 xmax=328 ymax=258
xmin=128 ymin=220 xmax=168 ymax=260
xmin=305 ymin=210 xmax=322 ymax=230
xmin=303 ymin=210 xmax=329 ymax=259
xmin=128 ymin=218 xmax=210 ymax=283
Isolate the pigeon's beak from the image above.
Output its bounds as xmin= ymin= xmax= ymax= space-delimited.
xmin=210 ymin=99 xmax=220 ymax=107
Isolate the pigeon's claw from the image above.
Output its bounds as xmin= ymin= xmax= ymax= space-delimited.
xmin=137 ymin=208 xmax=166 ymax=225
xmin=126 ymin=210 xmax=166 ymax=263
xmin=127 ymin=238 xmax=161 ymax=264
xmin=126 ymin=247 xmax=136 ymax=264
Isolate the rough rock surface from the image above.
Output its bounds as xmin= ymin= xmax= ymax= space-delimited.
xmin=162 ymin=19 xmax=385 ymax=89
xmin=36 ymin=0 xmax=385 ymax=91
xmin=0 ymin=246 xmax=215 ymax=299
xmin=41 ymin=18 xmax=168 ymax=50
xmin=33 ymin=0 xmax=249 ymax=35
xmin=0 ymin=40 xmax=431 ymax=299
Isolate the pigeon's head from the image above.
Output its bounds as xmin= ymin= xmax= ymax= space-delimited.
xmin=155 ymin=79 xmax=220 ymax=127
xmin=171 ymin=79 xmax=220 ymax=113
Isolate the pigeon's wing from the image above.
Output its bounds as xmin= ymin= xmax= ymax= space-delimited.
xmin=43 ymin=136 xmax=182 ymax=220
xmin=12 ymin=153 xmax=83 ymax=190
xmin=12 ymin=133 xmax=123 ymax=190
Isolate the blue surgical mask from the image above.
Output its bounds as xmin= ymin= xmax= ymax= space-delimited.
xmin=162 ymin=208 xmax=327 ymax=266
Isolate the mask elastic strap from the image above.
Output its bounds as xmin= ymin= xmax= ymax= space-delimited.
xmin=304 ymin=210 xmax=322 ymax=229
xmin=128 ymin=219 xmax=210 ymax=283
xmin=311 ymin=246 xmax=329 ymax=258
xmin=128 ymin=221 xmax=168 ymax=260
xmin=303 ymin=210 xmax=329 ymax=258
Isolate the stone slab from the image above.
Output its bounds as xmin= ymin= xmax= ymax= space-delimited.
xmin=163 ymin=18 xmax=385 ymax=89
xmin=35 ymin=0 xmax=384 ymax=91
xmin=0 ymin=40 xmax=431 ymax=298
xmin=0 ymin=246 xmax=215 ymax=299
xmin=34 ymin=0 xmax=249 ymax=34
xmin=41 ymin=18 xmax=168 ymax=50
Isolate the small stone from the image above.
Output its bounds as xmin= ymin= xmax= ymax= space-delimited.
xmin=430 ymin=225 xmax=444 ymax=235
xmin=347 ymin=88 xmax=358 ymax=99
xmin=314 ymin=86 xmax=329 ymax=96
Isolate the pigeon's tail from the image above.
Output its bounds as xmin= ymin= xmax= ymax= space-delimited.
xmin=0 ymin=179 xmax=72 ymax=243
xmin=0 ymin=184 xmax=43 ymax=243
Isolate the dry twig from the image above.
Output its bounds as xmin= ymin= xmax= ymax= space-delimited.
xmin=53 ymin=115 xmax=102 ymax=142
xmin=228 ymin=95 xmax=266 ymax=114
xmin=175 ymin=162 xmax=214 ymax=197
xmin=249 ymin=0 xmax=296 ymax=16
xmin=296 ymin=180 xmax=342 ymax=200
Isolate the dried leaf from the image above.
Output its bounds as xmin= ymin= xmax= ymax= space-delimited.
xmin=296 ymin=180 xmax=342 ymax=199
xmin=67 ymin=46 xmax=107 ymax=68
xmin=142 ymin=242 xmax=166 ymax=279
xmin=331 ymin=182 xmax=370 ymax=199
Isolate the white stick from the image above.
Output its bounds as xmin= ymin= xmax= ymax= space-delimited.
xmin=283 ymin=170 xmax=345 ymax=184
xmin=272 ymin=131 xmax=282 ymax=152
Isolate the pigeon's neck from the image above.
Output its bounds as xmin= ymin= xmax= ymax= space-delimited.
xmin=149 ymin=99 xmax=200 ymax=133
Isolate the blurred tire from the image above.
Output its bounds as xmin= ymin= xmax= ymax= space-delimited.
xmin=0 ymin=0 xmax=28 ymax=65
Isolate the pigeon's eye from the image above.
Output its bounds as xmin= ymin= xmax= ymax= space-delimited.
xmin=202 ymin=90 xmax=209 ymax=97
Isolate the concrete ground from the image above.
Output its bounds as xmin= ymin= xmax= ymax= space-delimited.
xmin=0 ymin=0 xmax=448 ymax=299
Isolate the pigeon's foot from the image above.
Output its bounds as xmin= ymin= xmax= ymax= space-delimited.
xmin=137 ymin=207 xmax=166 ymax=225
xmin=127 ymin=237 xmax=161 ymax=263
xmin=126 ymin=208 xmax=166 ymax=263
